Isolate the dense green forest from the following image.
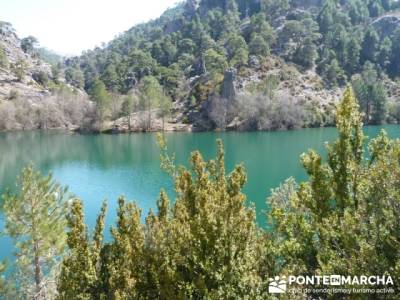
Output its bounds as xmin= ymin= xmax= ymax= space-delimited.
xmin=2 ymin=1 xmax=400 ymax=298
xmin=59 ymin=0 xmax=400 ymax=129
xmin=2 ymin=0 xmax=400 ymax=132
xmin=1 ymin=87 xmax=399 ymax=299
xmin=66 ymin=0 xmax=400 ymax=93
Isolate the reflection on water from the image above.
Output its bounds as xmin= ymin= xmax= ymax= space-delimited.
xmin=0 ymin=126 xmax=399 ymax=261
xmin=0 ymin=131 xmax=164 ymax=191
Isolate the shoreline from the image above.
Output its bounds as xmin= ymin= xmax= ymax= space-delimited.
xmin=0 ymin=122 xmax=399 ymax=135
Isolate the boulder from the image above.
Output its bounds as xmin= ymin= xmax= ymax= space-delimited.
xmin=371 ymin=14 xmax=400 ymax=38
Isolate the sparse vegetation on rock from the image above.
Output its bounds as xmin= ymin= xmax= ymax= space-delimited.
xmin=2 ymin=0 xmax=400 ymax=132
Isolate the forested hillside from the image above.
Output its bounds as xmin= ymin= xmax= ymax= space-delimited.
xmin=2 ymin=0 xmax=400 ymax=132
xmin=62 ymin=0 xmax=400 ymax=131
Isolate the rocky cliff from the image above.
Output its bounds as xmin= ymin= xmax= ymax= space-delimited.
xmin=2 ymin=0 xmax=400 ymax=133
xmin=0 ymin=22 xmax=95 ymax=132
xmin=0 ymin=22 xmax=53 ymax=102
xmin=371 ymin=12 xmax=400 ymax=37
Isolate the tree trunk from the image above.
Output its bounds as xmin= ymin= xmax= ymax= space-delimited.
xmin=366 ymin=101 xmax=371 ymax=124
xmin=31 ymin=195 xmax=43 ymax=300
xmin=34 ymin=241 xmax=42 ymax=299
xmin=201 ymin=53 xmax=206 ymax=74
xmin=148 ymin=109 xmax=151 ymax=131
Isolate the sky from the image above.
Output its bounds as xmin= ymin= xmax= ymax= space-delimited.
xmin=1 ymin=0 xmax=179 ymax=56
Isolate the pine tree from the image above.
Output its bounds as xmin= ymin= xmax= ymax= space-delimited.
xmin=156 ymin=138 xmax=263 ymax=298
xmin=348 ymin=0 xmax=370 ymax=24
xmin=0 ymin=262 xmax=7 ymax=297
xmin=369 ymin=0 xmax=384 ymax=17
xmin=325 ymin=58 xmax=346 ymax=87
xmin=390 ymin=28 xmax=400 ymax=76
xmin=223 ymin=0 xmax=240 ymax=31
xmin=224 ymin=33 xmax=249 ymax=67
xmin=378 ymin=36 xmax=392 ymax=70
xmin=268 ymin=87 xmax=400 ymax=294
xmin=139 ymin=76 xmax=163 ymax=131
xmin=204 ymin=49 xmax=228 ymax=81
xmin=105 ymin=197 xmax=144 ymax=299
xmin=121 ymin=94 xmax=137 ymax=131
xmin=370 ymin=83 xmax=388 ymax=124
xmin=352 ymin=62 xmax=388 ymax=124
xmin=11 ymin=59 xmax=27 ymax=82
xmin=90 ymin=78 xmax=111 ymax=129
xmin=91 ymin=201 xmax=107 ymax=276
xmin=57 ymin=199 xmax=97 ymax=300
xmin=101 ymin=64 xmax=120 ymax=92
xmin=344 ymin=36 xmax=361 ymax=75
xmin=2 ymin=166 xmax=69 ymax=299
xmin=261 ymin=0 xmax=289 ymax=20
xmin=293 ymin=37 xmax=318 ymax=69
xmin=158 ymin=92 xmax=172 ymax=131
xmin=65 ymin=66 xmax=85 ymax=89
xmin=326 ymin=87 xmax=364 ymax=211
xmin=249 ymin=33 xmax=270 ymax=57
xmin=361 ymin=28 xmax=380 ymax=63
xmin=318 ymin=0 xmax=336 ymax=34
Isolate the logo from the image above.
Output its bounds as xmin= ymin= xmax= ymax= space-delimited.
xmin=267 ymin=275 xmax=394 ymax=294
xmin=330 ymin=275 xmax=341 ymax=286
xmin=269 ymin=276 xmax=287 ymax=294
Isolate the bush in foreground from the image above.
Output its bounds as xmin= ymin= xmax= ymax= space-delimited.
xmin=1 ymin=87 xmax=399 ymax=299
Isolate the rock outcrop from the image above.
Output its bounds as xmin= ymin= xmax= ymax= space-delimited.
xmin=371 ymin=13 xmax=400 ymax=38
xmin=0 ymin=21 xmax=52 ymax=102
xmin=220 ymin=69 xmax=236 ymax=101
xmin=0 ymin=21 xmax=96 ymax=132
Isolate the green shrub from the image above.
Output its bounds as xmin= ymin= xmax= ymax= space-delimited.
xmin=32 ymin=70 xmax=49 ymax=86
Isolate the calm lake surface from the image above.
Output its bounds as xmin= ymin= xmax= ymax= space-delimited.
xmin=1 ymin=125 xmax=400 ymax=261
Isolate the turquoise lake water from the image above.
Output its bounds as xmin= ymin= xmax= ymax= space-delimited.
xmin=1 ymin=125 xmax=399 ymax=261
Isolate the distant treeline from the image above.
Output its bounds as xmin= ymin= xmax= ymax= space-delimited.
xmin=63 ymin=1 xmax=400 ymax=100
xmin=1 ymin=87 xmax=399 ymax=299
xmin=3 ymin=0 xmax=400 ymax=132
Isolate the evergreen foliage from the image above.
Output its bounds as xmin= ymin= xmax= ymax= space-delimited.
xmin=53 ymin=87 xmax=400 ymax=298
xmin=1 ymin=166 xmax=70 ymax=299
xmin=121 ymin=94 xmax=137 ymax=131
xmin=138 ymin=76 xmax=166 ymax=130
xmin=57 ymin=199 xmax=97 ymax=300
xmin=1 ymin=86 xmax=400 ymax=298
xmin=11 ymin=59 xmax=27 ymax=82
xmin=352 ymin=62 xmax=388 ymax=124
xmin=90 ymin=78 xmax=111 ymax=128
xmin=2 ymin=0 xmax=400 ymax=293
xmin=59 ymin=0 xmax=397 ymax=125
xmin=268 ymin=86 xmax=400 ymax=297
xmin=20 ymin=36 xmax=39 ymax=54
xmin=56 ymin=138 xmax=265 ymax=299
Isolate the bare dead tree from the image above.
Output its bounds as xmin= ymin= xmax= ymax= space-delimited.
xmin=208 ymin=96 xmax=229 ymax=130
